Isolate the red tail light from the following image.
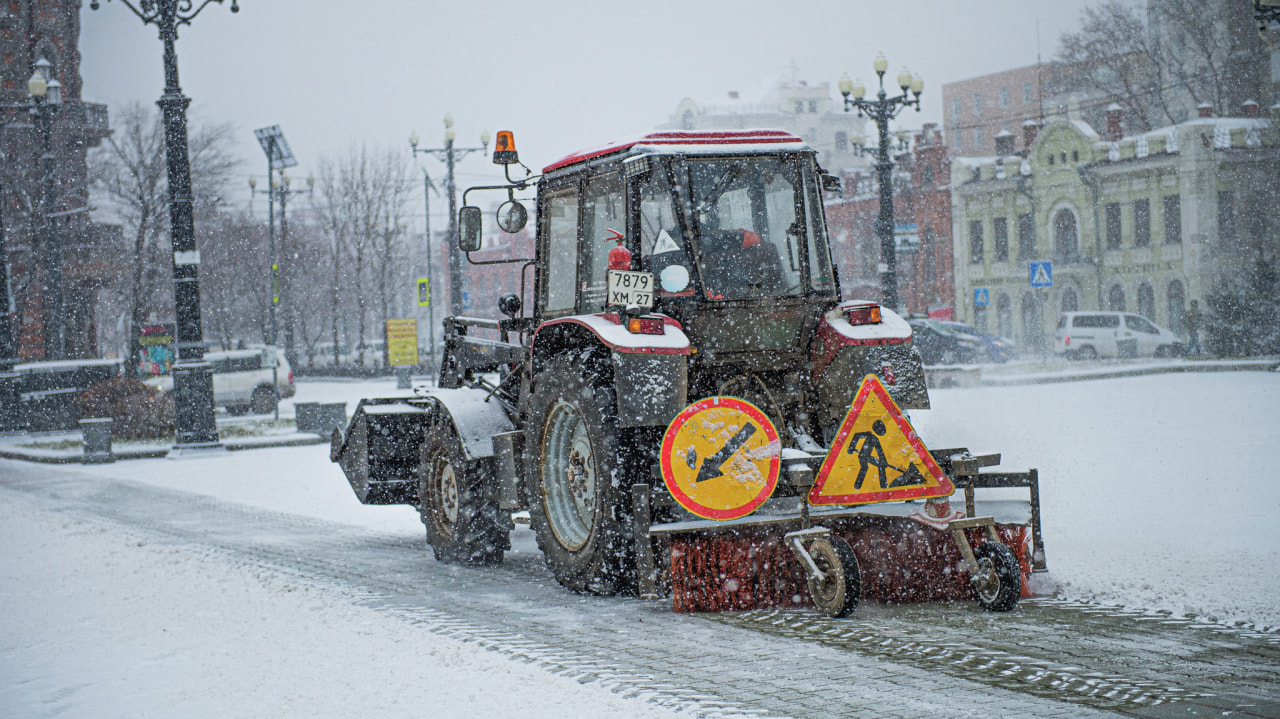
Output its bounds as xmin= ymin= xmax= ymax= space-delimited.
xmin=625 ymin=317 xmax=665 ymax=335
xmin=1064 ymin=337 xmax=1071 ymax=346
xmin=288 ymin=371 xmax=294 ymax=383
xmin=845 ymin=305 xmax=882 ymax=325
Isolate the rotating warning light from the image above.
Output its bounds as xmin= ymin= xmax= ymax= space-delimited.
xmin=492 ymin=130 xmax=519 ymax=165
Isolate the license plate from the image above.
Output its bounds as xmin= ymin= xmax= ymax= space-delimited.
xmin=607 ymin=270 xmax=655 ymax=308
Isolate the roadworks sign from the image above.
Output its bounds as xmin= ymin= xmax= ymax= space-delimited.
xmin=809 ymin=375 xmax=954 ymax=506
xmin=660 ymin=396 xmax=781 ymax=520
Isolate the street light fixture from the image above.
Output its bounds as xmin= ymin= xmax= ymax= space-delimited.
xmin=839 ymin=53 xmax=924 ymax=311
xmin=409 ymin=116 xmax=489 ymax=321
xmin=90 ymin=0 xmax=241 ymax=453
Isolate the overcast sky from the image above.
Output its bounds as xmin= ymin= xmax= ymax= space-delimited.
xmin=80 ymin=0 xmax=1095 ymax=226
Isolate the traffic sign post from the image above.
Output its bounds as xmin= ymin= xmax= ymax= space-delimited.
xmin=660 ymin=397 xmax=781 ymax=520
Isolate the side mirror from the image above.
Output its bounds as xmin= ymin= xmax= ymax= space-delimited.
xmin=459 ymin=205 xmax=482 ymax=252
xmin=821 ymin=173 xmax=842 ymax=192
xmin=496 ymin=200 xmax=528 ymax=234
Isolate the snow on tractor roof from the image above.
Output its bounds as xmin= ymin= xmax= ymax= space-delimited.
xmin=542 ymin=129 xmax=811 ymax=174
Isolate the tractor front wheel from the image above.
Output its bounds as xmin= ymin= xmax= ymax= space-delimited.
xmin=418 ymin=417 xmax=509 ymax=565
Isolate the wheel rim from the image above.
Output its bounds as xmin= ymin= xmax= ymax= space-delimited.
xmin=541 ymin=400 xmax=596 ymax=551
xmin=974 ymin=555 xmax=1000 ymax=603
xmin=436 ymin=460 xmax=460 ymax=530
xmin=807 ymin=540 xmax=844 ymax=609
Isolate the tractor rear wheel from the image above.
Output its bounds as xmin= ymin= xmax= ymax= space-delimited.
xmin=806 ymin=535 xmax=861 ymax=617
xmin=524 ymin=352 xmax=634 ymax=595
xmin=971 ymin=541 xmax=1021 ymax=611
xmin=418 ymin=417 xmax=508 ymax=565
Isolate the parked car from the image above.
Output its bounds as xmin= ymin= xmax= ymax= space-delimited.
xmin=940 ymin=321 xmax=1018 ymax=363
xmin=1054 ymin=311 xmax=1184 ymax=359
xmin=908 ymin=318 xmax=995 ymax=365
xmin=146 ymin=346 xmax=294 ymax=415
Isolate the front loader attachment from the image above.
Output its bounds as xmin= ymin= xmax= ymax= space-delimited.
xmin=330 ymin=397 xmax=434 ymax=505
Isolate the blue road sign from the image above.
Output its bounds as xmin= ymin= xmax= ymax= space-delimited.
xmin=974 ymin=288 xmax=990 ymax=307
xmin=1029 ymin=261 xmax=1053 ymax=288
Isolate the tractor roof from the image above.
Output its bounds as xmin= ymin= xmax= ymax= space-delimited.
xmin=542 ymin=129 xmax=811 ymax=174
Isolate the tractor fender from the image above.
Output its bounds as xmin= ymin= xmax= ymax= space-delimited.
xmin=812 ymin=303 xmax=930 ymax=431
xmin=531 ymin=313 xmax=690 ymax=428
xmin=427 ymin=387 xmax=517 ymax=461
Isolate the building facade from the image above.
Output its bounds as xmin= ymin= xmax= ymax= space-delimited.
xmin=1 ymin=0 xmax=112 ymax=360
xmin=823 ymin=124 xmax=954 ymax=317
xmin=951 ymin=104 xmax=1279 ymax=352
xmin=661 ymin=78 xmax=870 ymax=173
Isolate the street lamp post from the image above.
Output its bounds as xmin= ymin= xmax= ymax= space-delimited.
xmin=90 ymin=0 xmax=241 ymax=452
xmin=839 ymin=53 xmax=924 ymax=311
xmin=0 ymin=187 xmax=17 ymax=432
xmin=27 ymin=58 xmax=64 ymax=360
xmin=414 ymin=168 xmax=439 ymax=381
xmin=410 ymin=116 xmax=489 ymax=317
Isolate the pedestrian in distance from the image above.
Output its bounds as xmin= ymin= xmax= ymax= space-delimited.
xmin=1183 ymin=299 xmax=1203 ymax=357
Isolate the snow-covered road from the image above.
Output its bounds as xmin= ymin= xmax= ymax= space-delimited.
xmin=2 ymin=370 xmax=1278 ymax=718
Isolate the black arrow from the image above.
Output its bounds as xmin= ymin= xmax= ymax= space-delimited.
xmin=695 ymin=423 xmax=757 ymax=483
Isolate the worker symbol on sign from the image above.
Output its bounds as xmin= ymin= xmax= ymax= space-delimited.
xmin=849 ymin=419 xmax=928 ymax=490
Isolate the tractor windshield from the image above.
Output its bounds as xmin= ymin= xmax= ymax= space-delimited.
xmin=636 ymin=154 xmax=835 ymax=302
xmin=687 ymin=156 xmax=835 ymax=300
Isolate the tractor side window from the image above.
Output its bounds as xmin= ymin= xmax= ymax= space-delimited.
xmin=579 ymin=172 xmax=624 ymax=313
xmin=803 ymin=167 xmax=835 ymax=293
xmin=638 ymin=168 xmax=693 ymax=296
xmin=544 ymin=190 xmax=579 ymax=313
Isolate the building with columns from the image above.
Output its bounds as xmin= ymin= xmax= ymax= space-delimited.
xmin=950 ymin=103 xmax=1279 ymax=352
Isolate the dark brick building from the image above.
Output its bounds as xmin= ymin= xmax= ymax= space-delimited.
xmin=1 ymin=0 xmax=112 ymax=360
xmin=824 ymin=124 xmax=954 ymax=318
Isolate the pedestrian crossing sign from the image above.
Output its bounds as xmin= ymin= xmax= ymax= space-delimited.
xmin=810 ymin=375 xmax=954 ymax=506
xmin=1029 ymin=261 xmax=1053 ymax=288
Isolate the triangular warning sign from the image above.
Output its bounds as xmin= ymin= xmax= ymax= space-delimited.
xmin=653 ymin=228 xmax=681 ymax=255
xmin=809 ymin=374 xmax=954 ymax=506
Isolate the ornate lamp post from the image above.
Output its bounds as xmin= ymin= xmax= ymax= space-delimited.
xmin=409 ymin=116 xmax=489 ymax=317
xmin=839 ymin=53 xmax=924 ymax=311
xmin=90 ymin=0 xmax=241 ymax=452
xmin=27 ymin=58 xmax=65 ymax=360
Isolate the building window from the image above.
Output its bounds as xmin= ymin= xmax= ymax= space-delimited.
xmin=972 ymin=93 xmax=982 ymax=118
xmin=997 ymin=294 xmax=1013 ymax=338
xmin=1167 ymin=279 xmax=1186 ymax=335
xmin=1053 ymin=208 xmax=1078 ymax=259
xmin=953 ymin=128 xmax=963 ymax=150
xmin=999 ymin=87 xmax=1010 ymax=108
xmin=1105 ymin=203 xmax=1122 ymax=249
xmin=835 ymin=131 xmax=848 ymax=152
xmin=922 ymin=227 xmax=938 ymax=286
xmin=1134 ymin=198 xmax=1151 ymax=247
xmin=794 ymin=101 xmax=804 ymax=113
xmin=972 ymin=126 xmax=982 ymax=150
xmin=1218 ymin=190 xmax=1236 ymax=246
xmin=922 ymin=164 xmax=935 ymax=185
xmin=1108 ymin=284 xmax=1126 ymax=311
xmin=1162 ymin=194 xmax=1181 ymax=244
xmin=1017 ymin=213 xmax=1035 ymax=260
xmin=1060 ymin=287 xmax=1079 ymax=314
xmin=1047 ymin=153 xmax=1055 ymax=166
xmin=1023 ymin=81 xmax=1033 ymax=103
xmin=993 ymin=216 xmax=1009 ymax=262
xmin=1137 ymin=282 xmax=1155 ymax=320
xmin=952 ymin=97 xmax=963 ymax=119
xmin=969 ymin=220 xmax=984 ymax=263
xmin=1071 ymin=150 xmax=1079 ymax=163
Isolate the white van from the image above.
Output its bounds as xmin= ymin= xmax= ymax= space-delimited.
xmin=147 ymin=346 xmax=295 ymax=415
xmin=1054 ymin=312 xmax=1184 ymax=359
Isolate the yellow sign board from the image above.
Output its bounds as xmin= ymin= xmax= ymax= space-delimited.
xmin=660 ymin=396 xmax=781 ymax=520
xmin=416 ymin=277 xmax=430 ymax=307
xmin=386 ymin=318 xmax=419 ymax=367
xmin=809 ymin=374 xmax=954 ymax=506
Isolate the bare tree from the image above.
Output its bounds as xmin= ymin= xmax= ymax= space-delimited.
xmin=1058 ymin=0 xmax=1269 ymax=128
xmin=89 ymin=102 xmax=239 ymax=377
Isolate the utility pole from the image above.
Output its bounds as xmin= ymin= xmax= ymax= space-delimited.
xmin=409 ymin=116 xmax=488 ymax=316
